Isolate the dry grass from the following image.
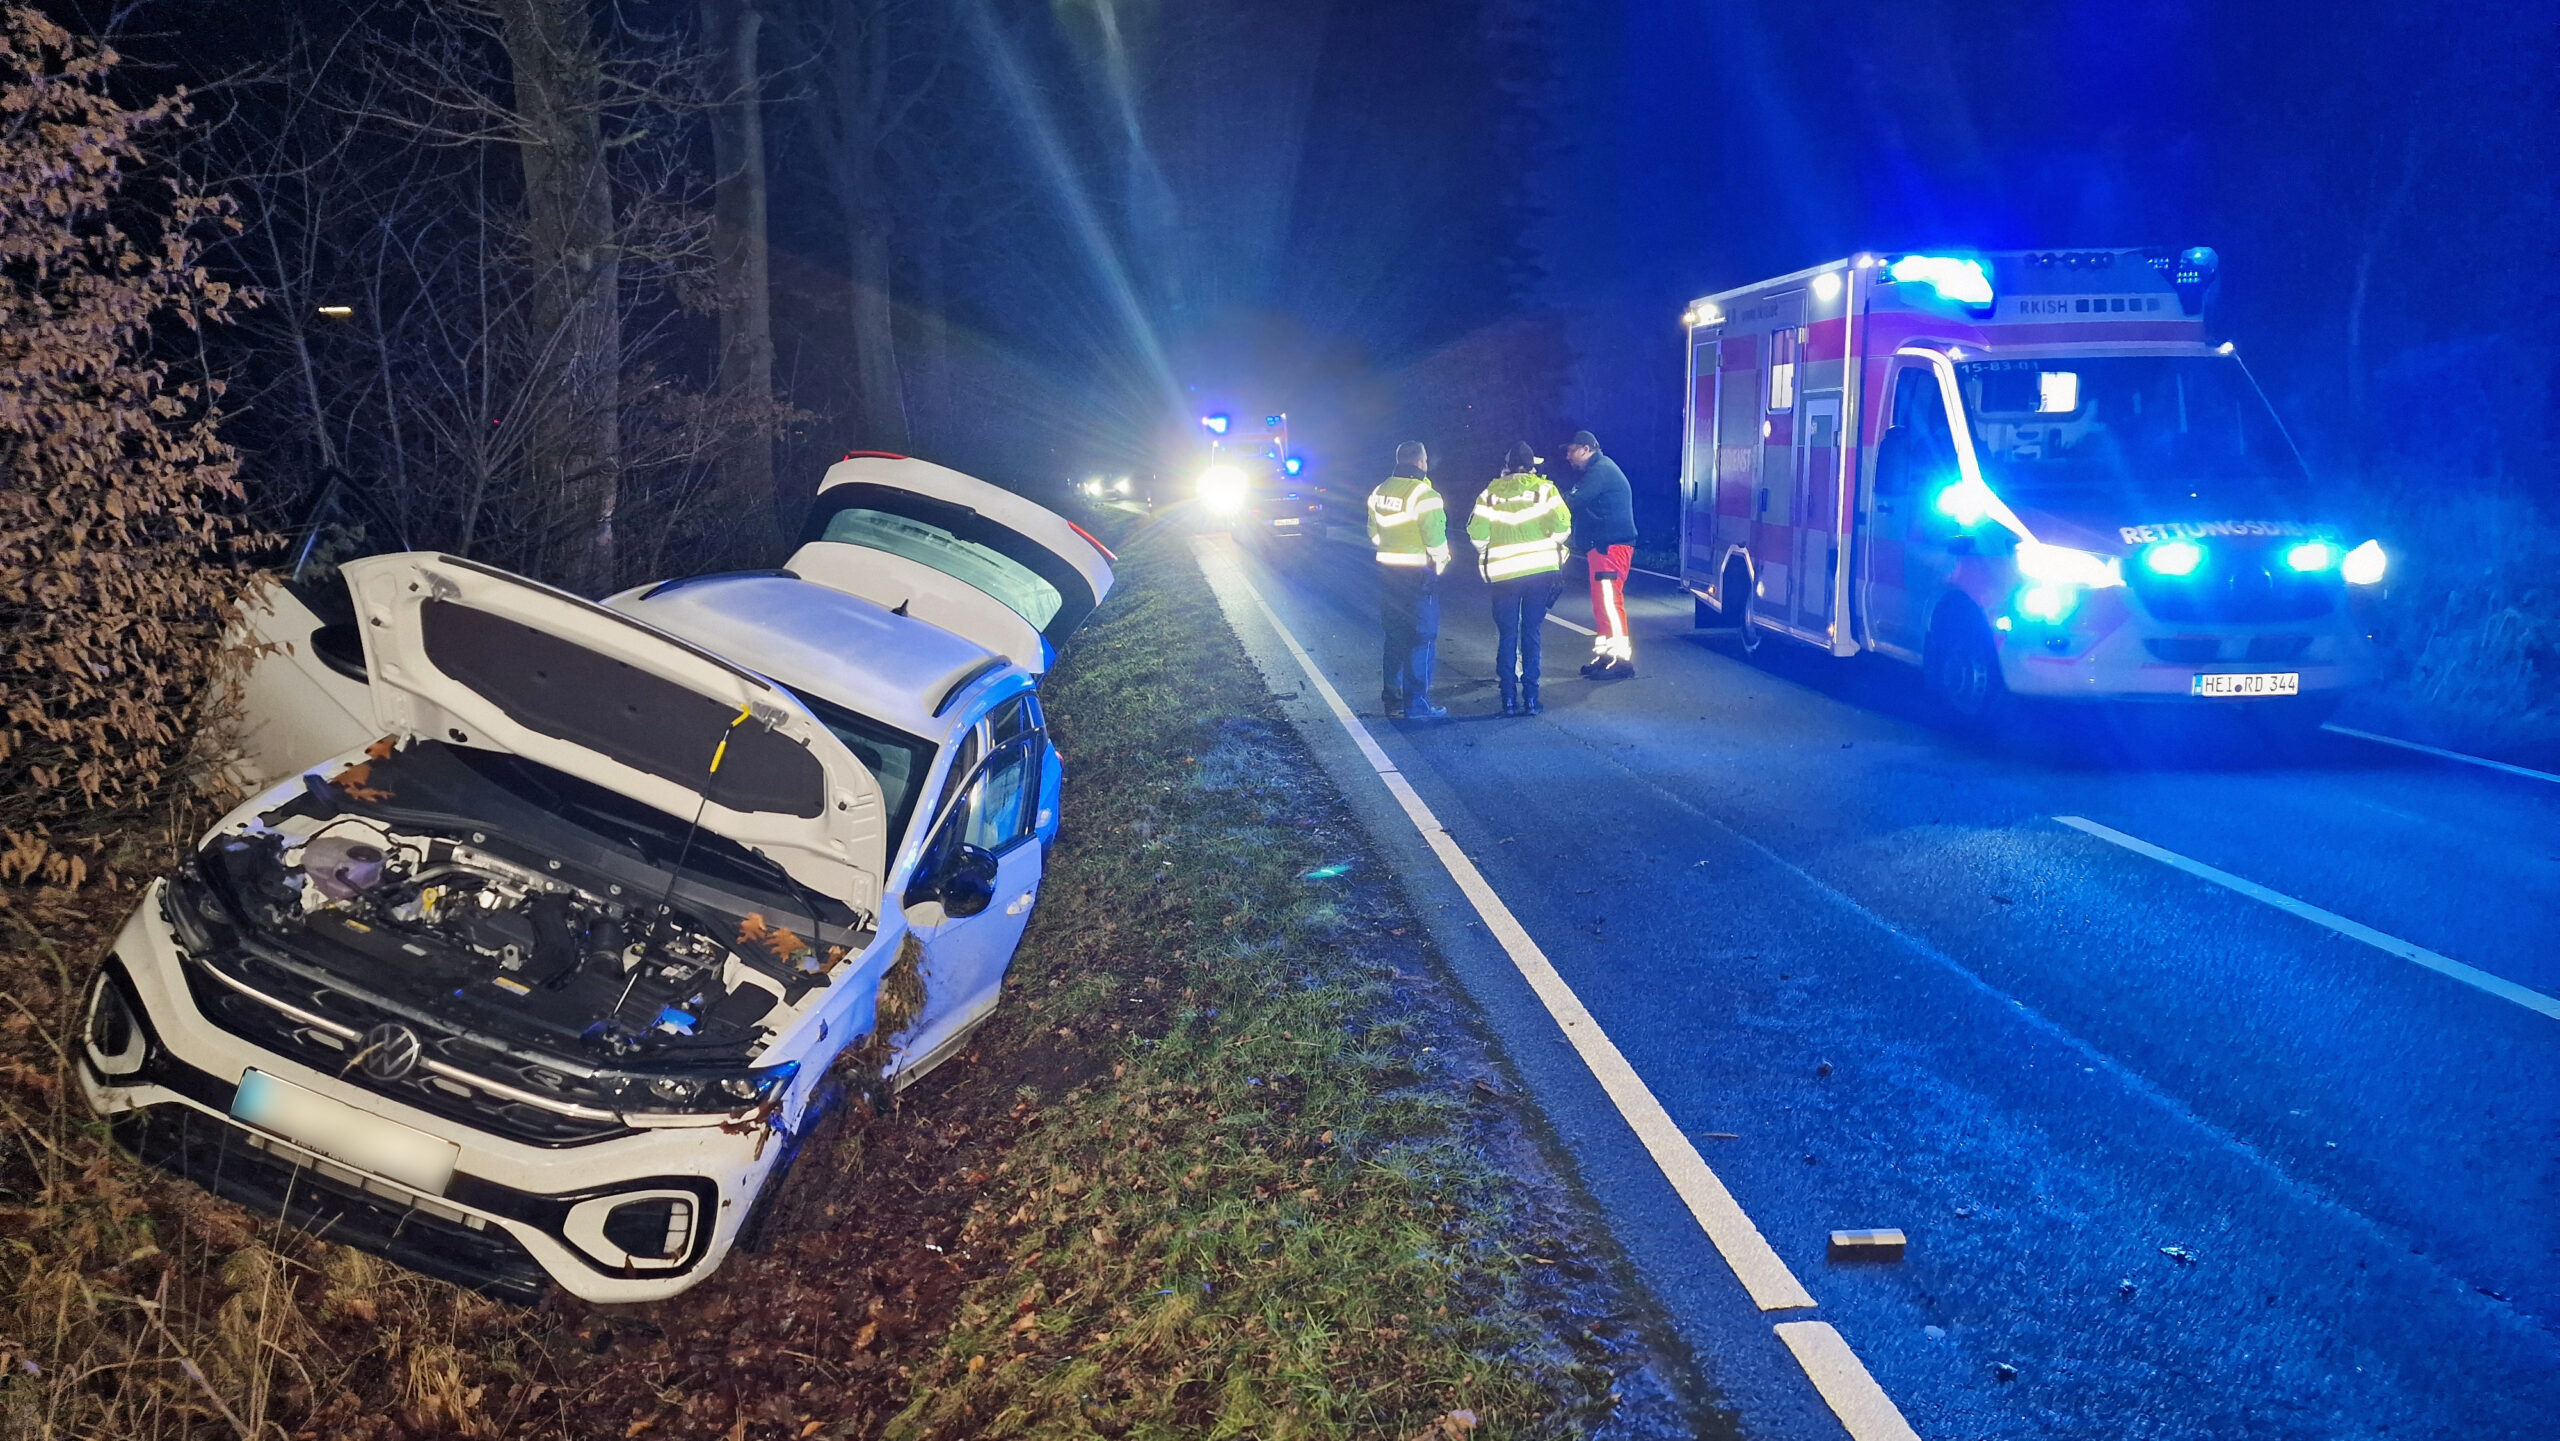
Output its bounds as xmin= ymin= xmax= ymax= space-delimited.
xmin=0 ymin=520 xmax=1634 ymax=1439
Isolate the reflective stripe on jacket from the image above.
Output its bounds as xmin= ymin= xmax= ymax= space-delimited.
xmin=1366 ymin=474 xmax=1450 ymax=572
xmin=1466 ymin=471 xmax=1571 ymax=582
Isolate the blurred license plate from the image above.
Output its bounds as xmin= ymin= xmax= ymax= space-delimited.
xmin=2191 ymin=672 xmax=2300 ymax=698
xmin=1272 ymin=517 xmax=1300 ymax=528
xmin=231 ymin=1069 xmax=458 ymax=1194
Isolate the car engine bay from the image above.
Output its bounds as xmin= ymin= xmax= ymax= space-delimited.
xmin=164 ymin=742 xmax=869 ymax=1115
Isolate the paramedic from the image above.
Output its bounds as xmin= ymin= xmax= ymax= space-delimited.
xmin=1562 ymin=430 xmax=1638 ymax=679
xmin=1468 ymin=442 xmax=1572 ymax=715
xmin=1366 ymin=441 xmax=1451 ymax=720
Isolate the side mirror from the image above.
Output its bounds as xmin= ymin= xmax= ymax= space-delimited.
xmin=919 ymin=844 xmax=1000 ymax=919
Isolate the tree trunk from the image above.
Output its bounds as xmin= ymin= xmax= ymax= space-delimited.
xmin=850 ymin=216 xmax=907 ymax=448
xmin=495 ymin=0 xmax=621 ymax=592
xmin=700 ymin=0 xmax=776 ymax=557
xmin=910 ymin=205 xmax=952 ymax=453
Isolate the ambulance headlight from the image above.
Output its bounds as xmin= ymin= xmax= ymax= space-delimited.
xmin=2284 ymin=541 xmax=2338 ymax=573
xmin=2341 ymin=538 xmax=2387 ymax=586
xmin=2143 ymin=540 xmax=2203 ymax=576
xmin=2015 ymin=540 xmax=2123 ymax=589
xmin=1199 ymin=466 xmax=1248 ymax=514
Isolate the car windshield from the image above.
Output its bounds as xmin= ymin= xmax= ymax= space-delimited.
xmin=816 ymin=506 xmax=1064 ymax=631
xmin=781 ymin=687 xmax=937 ymax=851
xmin=1955 ymin=355 xmax=2311 ymax=514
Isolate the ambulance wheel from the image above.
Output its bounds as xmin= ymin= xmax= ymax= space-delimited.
xmin=1925 ymin=603 xmax=2008 ymax=730
xmin=1724 ymin=561 xmax=1764 ymax=658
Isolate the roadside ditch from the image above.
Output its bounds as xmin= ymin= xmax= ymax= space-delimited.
xmin=0 ymin=519 xmax=1698 ymax=1439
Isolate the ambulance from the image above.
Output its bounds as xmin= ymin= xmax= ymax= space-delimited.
xmin=1679 ymin=247 xmax=2384 ymax=729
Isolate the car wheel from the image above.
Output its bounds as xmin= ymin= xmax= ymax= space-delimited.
xmin=1924 ymin=602 xmax=2008 ymax=730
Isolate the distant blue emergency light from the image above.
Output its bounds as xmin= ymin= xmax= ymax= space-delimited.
xmin=1888 ymin=254 xmax=1994 ymax=309
xmin=1283 ymin=456 xmax=1304 ymax=476
xmin=1201 ymin=413 xmax=1230 ymax=435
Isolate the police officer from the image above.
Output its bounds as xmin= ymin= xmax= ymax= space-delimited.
xmin=1561 ymin=429 xmax=1638 ymax=679
xmin=1366 ymin=441 xmax=1450 ymax=720
xmin=1468 ymin=442 xmax=1572 ymax=715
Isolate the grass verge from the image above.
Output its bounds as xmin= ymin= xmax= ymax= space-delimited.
xmin=1 ymin=520 xmax=1662 ymax=1438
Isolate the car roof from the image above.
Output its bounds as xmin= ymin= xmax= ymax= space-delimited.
xmin=606 ymin=574 xmax=1012 ymax=743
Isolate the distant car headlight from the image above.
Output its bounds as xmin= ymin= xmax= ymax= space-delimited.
xmin=2014 ymin=540 xmax=2122 ymax=589
xmin=2341 ymin=538 xmax=2387 ymax=586
xmin=1199 ymin=466 xmax=1248 ymax=514
xmin=1115 ymin=477 xmax=1132 ymax=495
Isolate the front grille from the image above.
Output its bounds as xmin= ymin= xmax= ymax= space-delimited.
xmin=181 ymin=954 xmax=630 ymax=1147
xmin=2144 ymin=638 xmax=2222 ymax=664
xmin=115 ymin=1107 xmax=552 ymax=1305
xmin=2129 ymin=546 xmax=2337 ymax=624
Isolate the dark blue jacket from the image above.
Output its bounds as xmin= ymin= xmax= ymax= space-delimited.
xmin=1566 ymin=453 xmax=1638 ymax=551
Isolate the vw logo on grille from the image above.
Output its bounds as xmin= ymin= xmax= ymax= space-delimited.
xmin=358 ymin=1023 xmax=423 ymax=1081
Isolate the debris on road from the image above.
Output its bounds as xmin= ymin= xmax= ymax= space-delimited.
xmin=1828 ymin=1229 xmax=1908 ymax=1262
xmin=1995 ymin=1362 xmax=2019 ymax=1382
xmin=2161 ymin=1245 xmax=2197 ymax=1266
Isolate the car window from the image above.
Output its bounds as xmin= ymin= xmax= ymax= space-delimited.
xmin=986 ymin=694 xmax=1035 ymax=745
xmin=964 ymin=742 xmax=1036 ymax=853
xmin=780 ymin=686 xmax=939 ymax=851
xmin=932 ymin=730 xmax=983 ymax=837
xmin=817 ymin=507 xmax=1065 ymax=631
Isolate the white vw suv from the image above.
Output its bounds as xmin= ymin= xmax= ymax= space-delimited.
xmin=77 ymin=456 xmax=1111 ymax=1303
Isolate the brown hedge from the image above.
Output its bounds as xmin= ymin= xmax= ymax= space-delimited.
xmin=0 ymin=7 xmax=255 ymax=893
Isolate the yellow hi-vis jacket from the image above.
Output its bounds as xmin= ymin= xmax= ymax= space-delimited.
xmin=1366 ymin=474 xmax=1449 ymax=572
xmin=1467 ymin=470 xmax=1571 ymax=582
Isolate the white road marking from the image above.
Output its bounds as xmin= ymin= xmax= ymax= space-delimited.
xmin=1775 ymin=1322 xmax=1924 ymax=1441
xmin=1632 ymin=565 xmax=1683 ymax=583
xmin=2054 ymin=815 xmax=2560 ymax=1021
xmin=2322 ymin=723 xmax=2560 ymax=786
xmin=1545 ymin=611 xmax=1596 ymax=636
xmin=1195 ymin=539 xmax=1820 ymax=1312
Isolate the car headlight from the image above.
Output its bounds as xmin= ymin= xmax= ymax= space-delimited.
xmin=611 ymin=1059 xmax=798 ymax=1115
xmin=2014 ymin=540 xmax=2123 ymax=589
xmin=2341 ymin=538 xmax=2386 ymax=586
xmin=1198 ymin=466 xmax=1248 ymax=514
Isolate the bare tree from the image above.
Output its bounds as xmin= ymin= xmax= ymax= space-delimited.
xmin=698 ymin=0 xmax=777 ymax=546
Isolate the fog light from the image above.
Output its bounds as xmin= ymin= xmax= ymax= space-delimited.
xmin=2341 ymin=538 xmax=2387 ymax=586
xmin=602 ymin=1197 xmax=693 ymax=1261
xmin=86 ymin=970 xmax=146 ymax=1076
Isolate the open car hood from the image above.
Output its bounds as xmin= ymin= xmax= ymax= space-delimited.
xmin=786 ymin=454 xmax=1114 ymax=672
xmin=342 ymin=554 xmax=890 ymax=915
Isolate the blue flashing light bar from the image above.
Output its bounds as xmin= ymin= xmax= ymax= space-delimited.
xmin=1887 ymin=254 xmax=1994 ymax=308
xmin=1202 ymin=413 xmax=1230 ymax=435
xmin=1283 ymin=455 xmax=1304 ymax=475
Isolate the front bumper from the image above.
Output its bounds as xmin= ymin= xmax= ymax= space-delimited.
xmin=1995 ymin=587 xmax=2378 ymax=702
xmin=79 ymin=889 xmax=773 ymax=1304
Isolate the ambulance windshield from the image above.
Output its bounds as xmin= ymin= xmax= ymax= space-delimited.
xmin=1954 ymin=355 xmax=2309 ymax=513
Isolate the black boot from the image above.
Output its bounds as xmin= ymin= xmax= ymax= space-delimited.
xmin=1521 ymin=684 xmax=1543 ymax=715
xmin=1381 ymin=689 xmax=1405 ymax=714
xmin=1499 ymin=682 xmax=1519 ymax=717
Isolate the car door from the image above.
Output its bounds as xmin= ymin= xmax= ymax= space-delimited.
xmin=787 ymin=454 xmax=1114 ymax=673
xmin=893 ymin=704 xmax=1045 ymax=1079
xmin=219 ymin=478 xmax=414 ymax=793
xmin=1864 ymin=364 xmax=1968 ymax=653
xmin=1792 ymin=392 xmax=1843 ymax=633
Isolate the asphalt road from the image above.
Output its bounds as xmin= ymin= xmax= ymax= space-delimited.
xmin=1195 ymin=527 xmax=2560 ymax=1441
